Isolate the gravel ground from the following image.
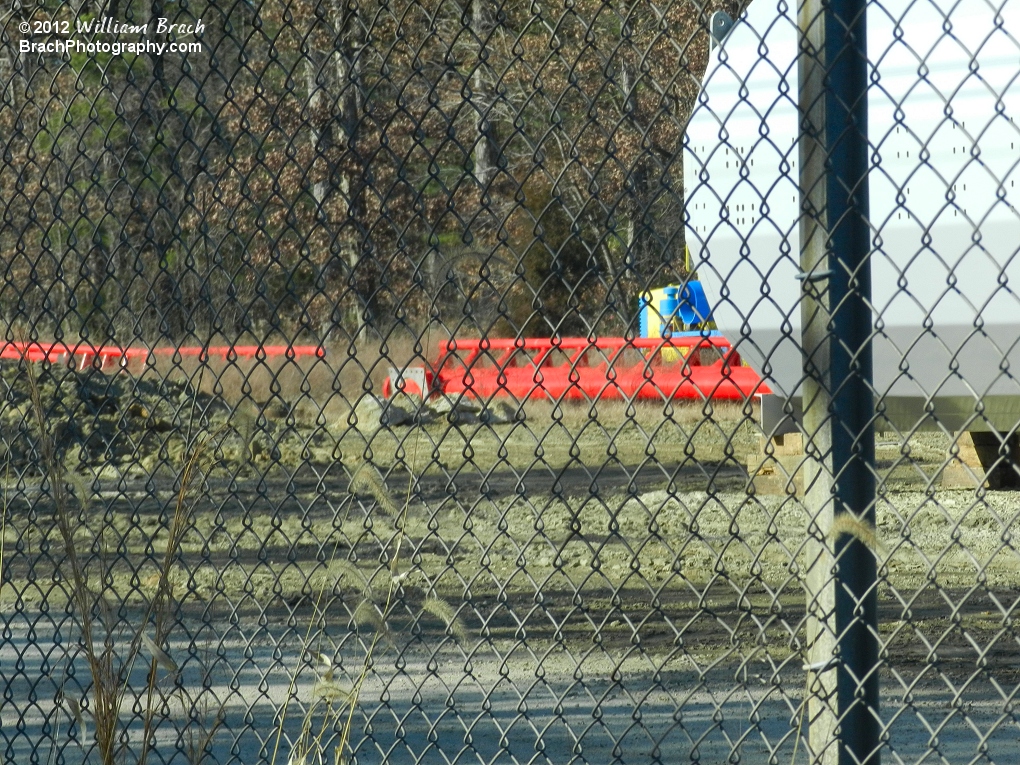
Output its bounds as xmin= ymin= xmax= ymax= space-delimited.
xmin=2 ymin=361 xmax=1019 ymax=764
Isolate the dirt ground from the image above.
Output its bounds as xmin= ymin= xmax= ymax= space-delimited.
xmin=4 ymin=359 xmax=1020 ymax=765
xmin=2 ymin=360 xmax=1017 ymax=663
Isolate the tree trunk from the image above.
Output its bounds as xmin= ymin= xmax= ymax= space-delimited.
xmin=472 ymin=0 xmax=495 ymax=188
xmin=305 ymin=1 xmax=372 ymax=343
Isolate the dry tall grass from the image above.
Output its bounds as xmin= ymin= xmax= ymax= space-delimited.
xmin=18 ymin=351 xmax=226 ymax=765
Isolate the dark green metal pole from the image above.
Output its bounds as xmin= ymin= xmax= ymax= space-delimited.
xmin=799 ymin=0 xmax=879 ymax=762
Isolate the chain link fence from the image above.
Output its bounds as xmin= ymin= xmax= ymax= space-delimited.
xmin=2 ymin=0 xmax=1019 ymax=763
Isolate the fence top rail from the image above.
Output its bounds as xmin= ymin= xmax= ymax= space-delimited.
xmin=437 ymin=333 xmax=731 ymax=365
xmin=440 ymin=333 xmax=729 ymax=352
xmin=0 ymin=342 xmax=326 ymax=364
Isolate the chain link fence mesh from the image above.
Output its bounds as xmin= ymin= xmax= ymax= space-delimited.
xmin=1 ymin=0 xmax=1019 ymax=763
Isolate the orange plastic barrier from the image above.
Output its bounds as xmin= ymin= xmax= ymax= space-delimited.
xmin=0 ymin=341 xmax=148 ymax=370
xmin=0 ymin=342 xmax=324 ymax=372
xmin=384 ymin=336 xmax=771 ymax=402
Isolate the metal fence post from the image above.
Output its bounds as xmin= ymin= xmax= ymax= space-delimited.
xmin=798 ymin=0 xmax=879 ymax=764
